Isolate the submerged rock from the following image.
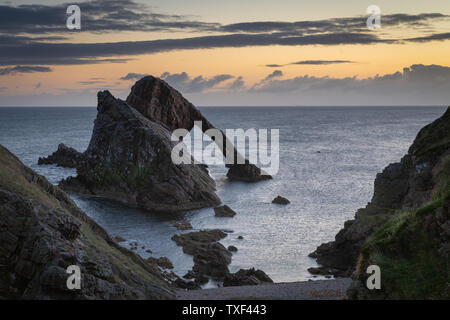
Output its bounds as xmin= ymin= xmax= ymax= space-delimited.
xmin=214 ymin=205 xmax=237 ymax=217
xmin=227 ymin=245 xmax=238 ymax=252
xmin=0 ymin=144 xmax=173 ymax=300
xmin=126 ymin=76 xmax=272 ymax=182
xmin=170 ymin=220 xmax=193 ymax=231
xmin=272 ymin=196 xmax=290 ymax=205
xmin=38 ymin=143 xmax=84 ymax=168
xmin=223 ymin=268 xmax=273 ymax=287
xmin=58 ymin=90 xmax=220 ymax=213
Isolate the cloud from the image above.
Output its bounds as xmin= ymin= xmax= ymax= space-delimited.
xmin=160 ymin=72 xmax=234 ymax=93
xmin=291 ymin=60 xmax=353 ymax=65
xmin=228 ymin=76 xmax=246 ymax=90
xmin=266 ymin=64 xmax=283 ymax=68
xmin=3 ymin=65 xmax=450 ymax=106
xmin=0 ymin=0 xmax=219 ymax=35
xmin=0 ymin=33 xmax=388 ymax=66
xmin=79 ymin=80 xmax=105 ymax=85
xmin=238 ymin=64 xmax=450 ymax=105
xmin=0 ymin=65 xmax=52 ymax=76
xmin=120 ymin=73 xmax=149 ymax=81
xmin=266 ymin=60 xmax=354 ymax=67
xmin=221 ymin=13 xmax=449 ymax=34
xmin=263 ymin=70 xmax=283 ymax=81
xmin=406 ymin=32 xmax=450 ymax=42
xmin=0 ymin=4 xmax=448 ymax=66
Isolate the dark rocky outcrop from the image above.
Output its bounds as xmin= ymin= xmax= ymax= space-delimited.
xmin=147 ymin=257 xmax=174 ymax=270
xmin=0 ymin=144 xmax=173 ymax=300
xmin=214 ymin=205 xmax=237 ymax=217
xmin=223 ymin=268 xmax=273 ymax=287
xmin=114 ymin=235 xmax=126 ymax=243
xmin=171 ymin=229 xmax=228 ymax=255
xmin=171 ymin=230 xmax=231 ymax=279
xmin=192 ymin=242 xmax=232 ymax=278
xmin=310 ymin=107 xmax=450 ymax=299
xmin=58 ymin=90 xmax=220 ymax=213
xmin=126 ymin=76 xmax=271 ymax=182
xmin=227 ymin=245 xmax=238 ymax=252
xmin=38 ymin=143 xmax=84 ymax=168
xmin=272 ymin=196 xmax=290 ymax=205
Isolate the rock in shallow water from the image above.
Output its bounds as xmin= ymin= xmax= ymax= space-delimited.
xmin=272 ymin=196 xmax=290 ymax=205
xmin=214 ymin=205 xmax=237 ymax=217
xmin=38 ymin=143 xmax=84 ymax=168
xmin=223 ymin=268 xmax=273 ymax=287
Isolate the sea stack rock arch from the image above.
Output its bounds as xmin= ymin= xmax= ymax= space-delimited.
xmin=126 ymin=76 xmax=272 ymax=182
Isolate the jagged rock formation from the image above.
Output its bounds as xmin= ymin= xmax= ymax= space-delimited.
xmin=223 ymin=268 xmax=273 ymax=287
xmin=310 ymin=107 xmax=450 ymax=299
xmin=58 ymin=91 xmax=220 ymax=213
xmin=38 ymin=143 xmax=84 ymax=168
xmin=126 ymin=76 xmax=271 ymax=182
xmin=0 ymin=144 xmax=174 ymax=300
xmin=171 ymin=229 xmax=231 ymax=281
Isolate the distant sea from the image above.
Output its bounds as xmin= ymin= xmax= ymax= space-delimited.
xmin=0 ymin=106 xmax=446 ymax=285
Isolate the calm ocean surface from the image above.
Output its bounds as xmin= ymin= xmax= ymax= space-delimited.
xmin=0 ymin=106 xmax=446 ymax=285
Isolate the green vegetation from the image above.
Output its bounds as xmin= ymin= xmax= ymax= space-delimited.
xmin=410 ymin=107 xmax=450 ymax=158
xmin=126 ymin=165 xmax=149 ymax=190
xmin=361 ymin=192 xmax=450 ymax=299
xmin=434 ymin=155 xmax=450 ymax=199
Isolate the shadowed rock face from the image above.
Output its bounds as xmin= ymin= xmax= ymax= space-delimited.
xmin=38 ymin=143 xmax=84 ymax=168
xmin=59 ymin=90 xmax=221 ymax=213
xmin=126 ymin=76 xmax=272 ymax=182
xmin=309 ymin=106 xmax=450 ymax=278
xmin=0 ymin=145 xmax=174 ymax=300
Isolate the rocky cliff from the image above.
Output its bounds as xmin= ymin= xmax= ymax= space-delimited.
xmin=58 ymin=90 xmax=220 ymax=213
xmin=0 ymin=144 xmax=174 ymax=299
xmin=310 ymin=107 xmax=450 ymax=299
xmin=126 ymin=76 xmax=271 ymax=182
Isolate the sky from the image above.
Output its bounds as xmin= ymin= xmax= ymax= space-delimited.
xmin=0 ymin=0 xmax=450 ymax=106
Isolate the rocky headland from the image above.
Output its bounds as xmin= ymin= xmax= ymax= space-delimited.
xmin=310 ymin=107 xmax=450 ymax=299
xmin=0 ymin=144 xmax=174 ymax=299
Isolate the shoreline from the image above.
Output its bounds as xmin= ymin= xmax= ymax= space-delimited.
xmin=176 ymin=278 xmax=351 ymax=300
